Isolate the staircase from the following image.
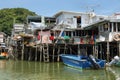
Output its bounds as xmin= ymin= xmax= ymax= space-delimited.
xmin=42 ymin=43 xmax=49 ymax=62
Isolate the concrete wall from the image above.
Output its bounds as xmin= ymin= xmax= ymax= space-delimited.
xmin=55 ymin=11 xmax=107 ymax=29
xmin=56 ymin=13 xmax=77 ymax=28
xmin=0 ymin=32 xmax=6 ymax=43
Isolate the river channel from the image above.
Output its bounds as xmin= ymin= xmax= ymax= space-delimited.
xmin=0 ymin=60 xmax=116 ymax=80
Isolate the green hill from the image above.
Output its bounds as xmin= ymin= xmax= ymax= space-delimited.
xmin=0 ymin=8 xmax=37 ymax=35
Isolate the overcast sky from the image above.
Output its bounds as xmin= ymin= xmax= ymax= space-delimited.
xmin=0 ymin=0 xmax=120 ymax=16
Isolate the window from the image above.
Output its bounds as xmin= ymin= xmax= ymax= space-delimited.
xmin=103 ymin=23 xmax=109 ymax=31
xmin=73 ymin=31 xmax=76 ymax=36
xmin=66 ymin=31 xmax=71 ymax=37
xmin=109 ymin=23 xmax=112 ymax=32
xmin=74 ymin=16 xmax=81 ymax=28
xmin=113 ymin=23 xmax=116 ymax=32
xmin=99 ymin=25 xmax=103 ymax=32
xmin=56 ymin=19 xmax=59 ymax=24
xmin=99 ymin=18 xmax=104 ymax=20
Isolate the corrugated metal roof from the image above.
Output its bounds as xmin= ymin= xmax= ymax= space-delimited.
xmin=84 ymin=19 xmax=120 ymax=30
xmin=83 ymin=20 xmax=109 ymax=30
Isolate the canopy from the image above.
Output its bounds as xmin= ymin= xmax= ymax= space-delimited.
xmin=64 ymin=36 xmax=70 ymax=39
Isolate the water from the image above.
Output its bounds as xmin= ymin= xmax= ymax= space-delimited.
xmin=0 ymin=60 xmax=116 ymax=80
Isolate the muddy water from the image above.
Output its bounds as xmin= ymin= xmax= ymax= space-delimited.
xmin=0 ymin=60 xmax=116 ymax=80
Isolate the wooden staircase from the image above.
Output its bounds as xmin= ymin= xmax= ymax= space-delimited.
xmin=42 ymin=43 xmax=49 ymax=62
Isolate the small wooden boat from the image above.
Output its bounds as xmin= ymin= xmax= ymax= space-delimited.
xmin=60 ymin=54 xmax=106 ymax=69
xmin=0 ymin=52 xmax=8 ymax=60
xmin=0 ymin=56 xmax=6 ymax=60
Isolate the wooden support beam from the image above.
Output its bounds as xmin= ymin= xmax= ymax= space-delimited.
xmin=52 ymin=44 xmax=55 ymax=62
xmin=39 ymin=44 xmax=42 ymax=62
xmin=57 ymin=46 xmax=60 ymax=62
xmin=106 ymin=41 xmax=110 ymax=62
xmin=21 ymin=43 xmax=24 ymax=60
xmin=100 ymin=44 xmax=102 ymax=59
xmin=78 ymin=44 xmax=80 ymax=55
xmin=28 ymin=47 xmax=32 ymax=61
xmin=118 ymin=41 xmax=120 ymax=56
xmin=35 ymin=46 xmax=38 ymax=61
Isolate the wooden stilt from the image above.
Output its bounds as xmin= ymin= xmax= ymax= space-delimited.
xmin=52 ymin=44 xmax=55 ymax=62
xmin=93 ymin=45 xmax=98 ymax=58
xmin=28 ymin=47 xmax=32 ymax=61
xmin=8 ymin=46 xmax=17 ymax=60
xmin=69 ymin=45 xmax=76 ymax=54
xmin=21 ymin=42 xmax=24 ymax=60
xmin=78 ymin=44 xmax=80 ymax=55
xmin=106 ymin=41 xmax=110 ymax=62
xmin=39 ymin=44 xmax=42 ymax=62
xmin=100 ymin=44 xmax=102 ymax=59
xmin=119 ymin=41 xmax=120 ymax=56
xmin=15 ymin=45 xmax=18 ymax=60
xmin=35 ymin=46 xmax=37 ymax=61
xmin=95 ymin=46 xmax=98 ymax=58
xmin=86 ymin=47 xmax=87 ymax=56
xmin=57 ymin=46 xmax=60 ymax=62
xmin=64 ymin=44 xmax=67 ymax=54
xmin=57 ymin=44 xmax=67 ymax=62
xmin=70 ymin=46 xmax=72 ymax=54
xmin=93 ymin=45 xmax=95 ymax=56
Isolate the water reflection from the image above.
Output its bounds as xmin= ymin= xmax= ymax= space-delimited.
xmin=106 ymin=67 xmax=120 ymax=80
xmin=0 ymin=60 xmax=116 ymax=80
xmin=0 ymin=60 xmax=7 ymax=69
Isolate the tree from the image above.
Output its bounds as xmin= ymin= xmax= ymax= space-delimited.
xmin=0 ymin=8 xmax=37 ymax=36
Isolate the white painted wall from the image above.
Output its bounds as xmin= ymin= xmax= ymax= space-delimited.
xmin=110 ymin=13 xmax=120 ymax=19
xmin=56 ymin=13 xmax=77 ymax=28
xmin=81 ymin=14 xmax=90 ymax=28
xmin=0 ymin=33 xmax=5 ymax=43
xmin=55 ymin=11 xmax=108 ymax=29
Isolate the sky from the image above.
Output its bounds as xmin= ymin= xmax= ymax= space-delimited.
xmin=0 ymin=0 xmax=120 ymax=17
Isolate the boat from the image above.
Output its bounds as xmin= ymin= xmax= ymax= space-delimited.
xmin=60 ymin=54 xmax=106 ymax=69
xmin=0 ymin=56 xmax=6 ymax=60
xmin=0 ymin=52 xmax=8 ymax=60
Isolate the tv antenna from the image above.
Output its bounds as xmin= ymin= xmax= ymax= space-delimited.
xmin=83 ymin=4 xmax=100 ymax=13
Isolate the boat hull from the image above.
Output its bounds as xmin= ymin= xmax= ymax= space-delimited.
xmin=60 ymin=54 xmax=106 ymax=69
xmin=0 ymin=56 xmax=6 ymax=60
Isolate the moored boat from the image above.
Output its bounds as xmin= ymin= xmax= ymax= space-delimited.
xmin=0 ymin=56 xmax=6 ymax=60
xmin=0 ymin=52 xmax=8 ymax=60
xmin=60 ymin=54 xmax=106 ymax=69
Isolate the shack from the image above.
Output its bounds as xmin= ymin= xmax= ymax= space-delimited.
xmin=84 ymin=14 xmax=120 ymax=61
xmin=9 ymin=11 xmax=115 ymax=62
